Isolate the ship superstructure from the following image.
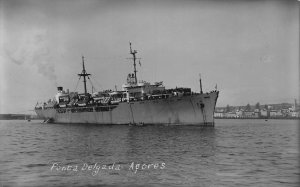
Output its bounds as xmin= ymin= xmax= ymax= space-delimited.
xmin=35 ymin=43 xmax=219 ymax=126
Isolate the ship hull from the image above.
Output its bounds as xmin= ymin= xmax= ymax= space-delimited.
xmin=35 ymin=91 xmax=218 ymax=126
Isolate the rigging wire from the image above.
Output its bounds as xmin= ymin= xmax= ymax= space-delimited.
xmin=87 ymin=76 xmax=97 ymax=93
xmin=87 ymin=55 xmax=126 ymax=62
xmin=73 ymin=77 xmax=81 ymax=92
xmin=90 ymin=75 xmax=103 ymax=91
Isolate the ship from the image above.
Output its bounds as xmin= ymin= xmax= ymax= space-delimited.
xmin=35 ymin=43 xmax=219 ymax=126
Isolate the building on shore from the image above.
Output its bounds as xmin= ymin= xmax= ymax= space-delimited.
xmin=214 ymin=100 xmax=300 ymax=119
xmin=260 ymin=109 xmax=269 ymax=118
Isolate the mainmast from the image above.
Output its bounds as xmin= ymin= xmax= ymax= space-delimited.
xmin=129 ymin=42 xmax=138 ymax=84
xmin=199 ymin=74 xmax=203 ymax=94
xmin=78 ymin=56 xmax=91 ymax=95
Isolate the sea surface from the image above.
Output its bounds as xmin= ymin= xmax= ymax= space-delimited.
xmin=0 ymin=119 xmax=299 ymax=187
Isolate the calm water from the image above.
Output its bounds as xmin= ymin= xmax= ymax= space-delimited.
xmin=0 ymin=119 xmax=299 ymax=187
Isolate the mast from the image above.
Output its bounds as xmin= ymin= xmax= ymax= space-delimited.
xmin=199 ymin=74 xmax=203 ymax=94
xmin=129 ymin=42 xmax=138 ymax=84
xmin=78 ymin=56 xmax=91 ymax=95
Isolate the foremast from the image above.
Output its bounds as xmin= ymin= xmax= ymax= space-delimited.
xmin=78 ymin=56 xmax=91 ymax=95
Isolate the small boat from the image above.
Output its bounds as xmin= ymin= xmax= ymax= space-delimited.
xmin=25 ymin=115 xmax=31 ymax=122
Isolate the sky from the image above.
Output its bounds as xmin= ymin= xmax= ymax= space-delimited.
xmin=0 ymin=0 xmax=299 ymax=114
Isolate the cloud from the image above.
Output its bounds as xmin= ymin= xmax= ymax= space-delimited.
xmin=4 ymin=28 xmax=57 ymax=81
xmin=260 ymin=54 xmax=273 ymax=64
xmin=5 ymin=50 xmax=24 ymax=65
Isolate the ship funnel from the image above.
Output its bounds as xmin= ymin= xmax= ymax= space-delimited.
xmin=57 ymin=87 xmax=63 ymax=91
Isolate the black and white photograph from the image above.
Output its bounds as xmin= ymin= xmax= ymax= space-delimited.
xmin=0 ymin=0 xmax=299 ymax=186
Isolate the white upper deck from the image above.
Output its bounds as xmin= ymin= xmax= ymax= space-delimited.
xmin=122 ymin=73 xmax=165 ymax=95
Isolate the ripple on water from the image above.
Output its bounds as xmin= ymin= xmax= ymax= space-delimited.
xmin=0 ymin=119 xmax=299 ymax=186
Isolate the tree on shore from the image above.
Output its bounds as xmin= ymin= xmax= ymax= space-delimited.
xmin=255 ymin=102 xmax=260 ymax=110
xmin=226 ymin=104 xmax=231 ymax=112
xmin=245 ymin=103 xmax=251 ymax=111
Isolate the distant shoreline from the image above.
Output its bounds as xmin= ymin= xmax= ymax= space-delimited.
xmin=0 ymin=114 xmax=40 ymax=120
xmin=0 ymin=119 xmax=42 ymax=121
xmin=215 ymin=117 xmax=300 ymax=120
